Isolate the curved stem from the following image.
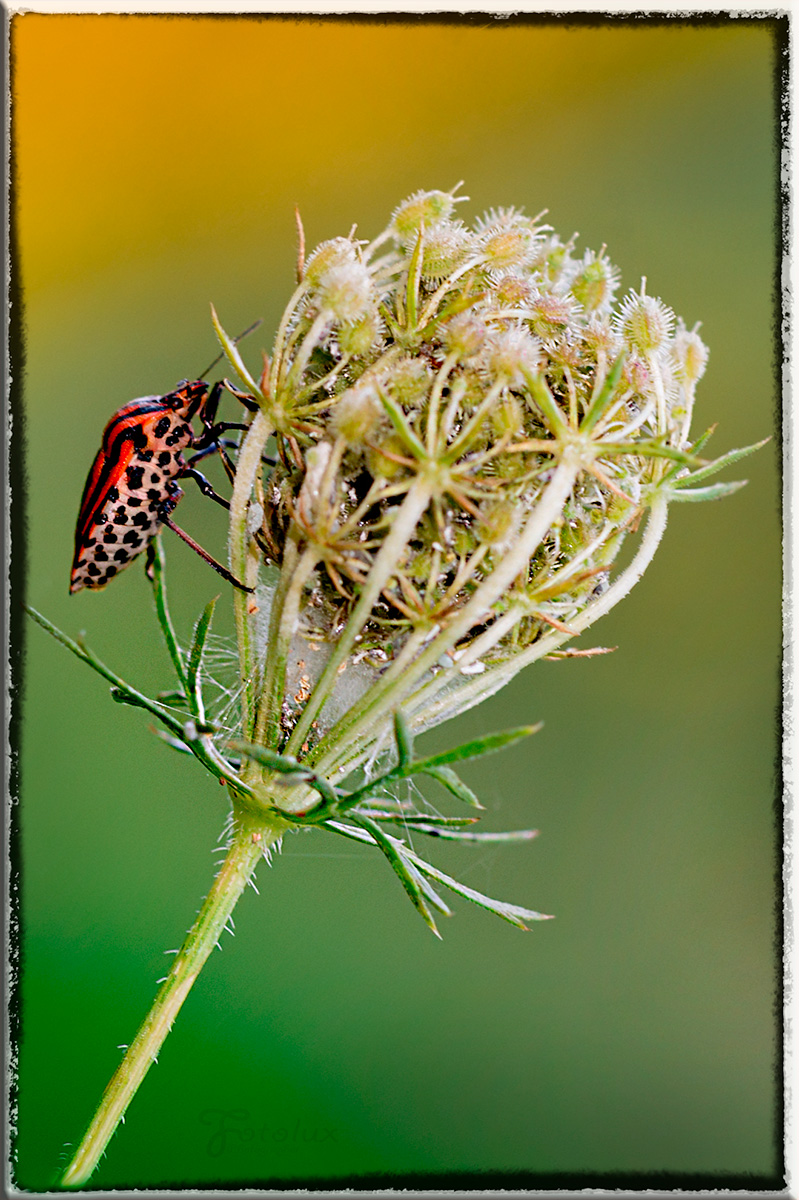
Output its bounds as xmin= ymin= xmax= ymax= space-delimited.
xmin=229 ymin=410 xmax=273 ymax=738
xmin=61 ymin=806 xmax=284 ymax=1189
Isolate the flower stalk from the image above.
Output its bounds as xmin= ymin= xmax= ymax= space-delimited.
xmin=27 ymin=185 xmax=765 ymax=1186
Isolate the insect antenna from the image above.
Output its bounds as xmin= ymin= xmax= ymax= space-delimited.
xmin=198 ymin=318 xmax=263 ymax=381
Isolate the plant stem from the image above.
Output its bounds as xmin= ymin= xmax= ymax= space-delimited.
xmin=60 ymin=806 xmax=284 ymax=1189
xmin=229 ymin=409 xmax=274 ymax=738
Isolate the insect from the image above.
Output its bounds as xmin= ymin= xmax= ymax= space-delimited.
xmin=70 ymin=377 xmax=257 ymax=594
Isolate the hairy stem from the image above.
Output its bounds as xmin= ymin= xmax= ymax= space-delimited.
xmin=229 ymin=410 xmax=273 ymax=738
xmin=61 ymin=806 xmax=284 ymax=1189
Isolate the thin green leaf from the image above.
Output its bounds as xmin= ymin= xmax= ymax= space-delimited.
xmin=581 ymin=352 xmax=626 ymax=434
xmin=401 ymin=826 xmax=539 ymax=843
xmin=26 ymin=606 xmax=185 ymax=737
xmin=408 ymin=850 xmax=552 ymax=929
xmin=146 ymin=536 xmax=187 ymax=689
xmin=231 ymin=740 xmax=339 ymax=808
xmin=667 ymin=479 xmax=749 ymax=502
xmin=661 ymin=426 xmax=718 ymax=484
xmin=407 ymin=723 xmax=542 ymax=773
xmin=187 ymin=596 xmax=218 ymax=720
xmin=521 ymin=367 xmax=569 ymax=436
xmin=323 ymin=819 xmax=375 ymax=845
xmin=393 ymin=710 xmax=414 ymax=768
xmin=210 ymin=303 xmax=263 ymax=397
xmin=353 ymin=816 xmax=443 ymax=936
xmin=231 ymin=740 xmax=304 ymax=775
xmin=672 ymin=437 xmax=769 ymax=488
xmin=419 ymin=764 xmax=484 ymax=809
xmin=155 ymin=690 xmax=189 ymax=707
xmin=354 ymin=810 xmax=479 ymax=828
xmin=598 ymin=439 xmax=704 ymax=466
xmin=376 ymin=387 xmax=428 ymax=460
xmin=153 ymin=730 xmax=192 ymax=756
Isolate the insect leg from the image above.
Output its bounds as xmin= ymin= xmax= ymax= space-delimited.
xmin=182 ymin=467 xmax=230 ymax=510
xmin=158 ymin=509 xmax=255 ymax=593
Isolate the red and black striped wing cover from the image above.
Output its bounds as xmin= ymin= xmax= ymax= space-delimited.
xmin=70 ymin=397 xmax=195 ymax=593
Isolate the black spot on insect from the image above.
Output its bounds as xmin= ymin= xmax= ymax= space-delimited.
xmin=126 ymin=465 xmax=145 ymax=489
xmin=148 ymin=500 xmax=161 ymax=512
xmin=132 ymin=512 xmax=150 ymax=528
xmin=128 ymin=496 xmax=142 ymax=507
xmin=131 ymin=426 xmax=148 ymax=451
xmin=165 ymin=434 xmax=179 ymax=446
xmin=136 ymin=449 xmax=154 ymax=463
xmin=149 ymin=473 xmax=161 ymax=485
xmin=95 ymin=512 xmax=107 ymax=525
xmin=84 ymin=537 xmax=96 ymax=548
xmin=154 ymin=416 xmax=171 ymax=439
xmin=102 ymin=530 xmax=118 ymax=544
xmin=113 ymin=549 xmax=130 ymax=562
xmin=94 ymin=548 xmax=109 ymax=562
xmin=87 ymin=563 xmax=102 ymax=576
xmin=107 ymin=487 xmax=119 ymax=503
xmin=122 ymin=530 xmax=142 ymax=546
xmin=147 ymin=488 xmax=161 ymax=501
xmin=158 ymin=451 xmax=171 ymax=467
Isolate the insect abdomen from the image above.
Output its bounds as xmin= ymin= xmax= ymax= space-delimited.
xmin=70 ymin=401 xmax=196 ymax=593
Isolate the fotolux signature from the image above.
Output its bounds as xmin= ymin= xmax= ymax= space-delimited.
xmin=200 ymin=1109 xmax=338 ymax=1157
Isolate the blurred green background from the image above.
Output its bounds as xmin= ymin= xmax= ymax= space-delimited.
xmin=13 ymin=14 xmax=782 ymax=1190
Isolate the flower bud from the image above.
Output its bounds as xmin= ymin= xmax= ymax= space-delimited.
xmin=316 ymin=260 xmax=374 ymax=325
xmin=672 ymin=321 xmax=709 ymax=385
xmin=442 ymin=312 xmax=487 ymax=361
xmin=392 ymin=188 xmax=460 ymax=242
xmin=482 ymin=327 xmax=542 ymax=386
xmin=332 ymin=384 xmax=383 ymax=445
xmin=420 ymin=221 xmax=475 ymax=282
xmin=477 ymin=208 xmax=539 ymax=271
xmin=616 ymin=286 xmax=675 ymax=354
xmin=337 ymin=308 xmax=383 ymax=357
xmin=570 ymin=250 xmax=620 ymax=314
xmin=386 ymin=356 xmax=433 ymax=406
xmin=303 ymin=237 xmax=358 ymax=286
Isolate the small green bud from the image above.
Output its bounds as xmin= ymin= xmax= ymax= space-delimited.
xmin=477 ymin=208 xmax=539 ymax=271
xmin=338 ymin=308 xmax=383 ymax=357
xmin=304 ymin=237 xmax=357 ymax=286
xmin=616 ymin=285 xmax=675 ymax=354
xmin=392 ymin=188 xmax=460 ymax=242
xmin=420 ymin=221 xmax=475 ymax=282
xmin=571 ymin=250 xmax=620 ymax=314
xmin=483 ymin=327 xmax=542 ymax=385
xmin=316 ymin=260 xmax=374 ymax=325
xmin=442 ymin=313 xmax=487 ymax=361
xmin=332 ymin=384 xmax=383 ymax=445
xmin=527 ymin=292 xmax=579 ymax=341
xmin=672 ymin=321 xmax=709 ymax=385
xmin=491 ymin=272 xmax=533 ymax=308
xmin=386 ymin=356 xmax=433 ymax=406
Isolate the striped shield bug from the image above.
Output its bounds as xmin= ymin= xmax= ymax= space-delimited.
xmin=70 ymin=375 xmax=259 ymax=595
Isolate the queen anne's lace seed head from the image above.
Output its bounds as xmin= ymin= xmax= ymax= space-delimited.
xmin=245 ymin=185 xmax=740 ymax=756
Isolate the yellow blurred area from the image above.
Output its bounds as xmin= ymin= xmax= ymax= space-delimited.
xmin=14 ymin=14 xmax=747 ymax=295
